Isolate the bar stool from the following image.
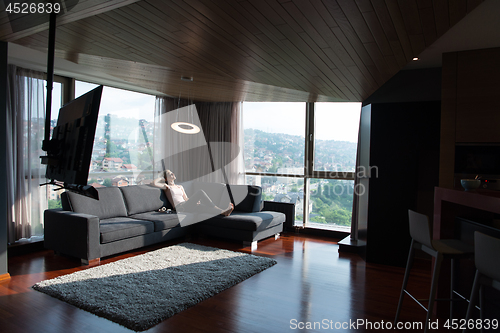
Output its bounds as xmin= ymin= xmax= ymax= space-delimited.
xmin=395 ymin=210 xmax=474 ymax=332
xmin=463 ymin=232 xmax=500 ymax=333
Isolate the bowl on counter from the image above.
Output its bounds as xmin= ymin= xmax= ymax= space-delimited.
xmin=461 ymin=179 xmax=481 ymax=191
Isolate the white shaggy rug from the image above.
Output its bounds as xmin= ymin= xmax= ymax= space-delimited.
xmin=33 ymin=243 xmax=277 ymax=331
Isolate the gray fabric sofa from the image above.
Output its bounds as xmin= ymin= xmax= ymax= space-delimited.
xmin=44 ymin=182 xmax=290 ymax=264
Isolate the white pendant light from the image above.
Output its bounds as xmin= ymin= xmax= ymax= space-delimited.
xmin=171 ymin=77 xmax=199 ymax=134
xmin=171 ymin=121 xmax=200 ymax=134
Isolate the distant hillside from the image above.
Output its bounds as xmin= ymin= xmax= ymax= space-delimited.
xmin=244 ymin=129 xmax=357 ymax=172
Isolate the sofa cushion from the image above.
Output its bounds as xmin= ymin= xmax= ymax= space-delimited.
xmin=132 ymin=211 xmax=199 ymax=230
xmin=120 ymin=185 xmax=171 ymax=215
xmin=99 ymin=217 xmax=155 ymax=244
xmin=229 ymin=185 xmax=262 ymax=213
xmin=200 ymin=211 xmax=285 ymax=232
xmin=65 ymin=187 xmax=128 ymax=220
xmin=130 ymin=211 xmax=181 ymax=231
xmin=192 ymin=182 xmax=227 ymax=207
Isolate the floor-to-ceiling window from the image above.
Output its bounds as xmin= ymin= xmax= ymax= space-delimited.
xmin=75 ymin=81 xmax=156 ymax=188
xmin=307 ymin=102 xmax=360 ymax=231
xmin=243 ymin=102 xmax=361 ymax=231
xmin=243 ymin=102 xmax=306 ymax=223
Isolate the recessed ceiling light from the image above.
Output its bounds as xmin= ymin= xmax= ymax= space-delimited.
xmin=412 ymin=57 xmax=420 ymax=61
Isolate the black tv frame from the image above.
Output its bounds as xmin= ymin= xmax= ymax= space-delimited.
xmin=42 ymin=85 xmax=103 ymax=188
xmin=39 ymin=12 xmax=101 ymax=199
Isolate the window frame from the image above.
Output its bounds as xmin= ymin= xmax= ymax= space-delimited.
xmin=244 ymin=102 xmax=359 ymax=230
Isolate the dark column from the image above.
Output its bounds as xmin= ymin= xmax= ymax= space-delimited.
xmin=0 ymin=41 xmax=9 ymax=277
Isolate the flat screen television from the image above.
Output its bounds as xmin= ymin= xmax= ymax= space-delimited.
xmin=43 ymin=85 xmax=103 ymax=187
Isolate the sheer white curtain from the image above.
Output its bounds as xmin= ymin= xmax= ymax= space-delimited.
xmin=6 ymin=65 xmax=48 ymax=243
xmin=154 ymin=97 xmax=244 ymax=185
xmin=229 ymin=101 xmax=244 ymax=184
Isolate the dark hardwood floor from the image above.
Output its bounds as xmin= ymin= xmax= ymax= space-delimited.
xmin=1 ymin=233 xmax=455 ymax=332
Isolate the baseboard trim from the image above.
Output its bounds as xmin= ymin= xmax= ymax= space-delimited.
xmin=0 ymin=273 xmax=11 ymax=282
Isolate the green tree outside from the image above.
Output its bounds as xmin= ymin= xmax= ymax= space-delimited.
xmin=48 ymin=199 xmax=62 ymax=209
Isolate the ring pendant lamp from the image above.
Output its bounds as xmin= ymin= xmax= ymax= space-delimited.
xmin=171 ymin=121 xmax=200 ymax=134
xmin=172 ymin=77 xmax=200 ymax=134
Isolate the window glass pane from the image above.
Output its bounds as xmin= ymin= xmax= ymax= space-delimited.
xmin=50 ymin=82 xmax=63 ymax=121
xmin=246 ymin=174 xmax=304 ymax=224
xmin=314 ymin=103 xmax=361 ymax=172
xmin=242 ymin=102 xmax=361 ymax=231
xmin=243 ymin=102 xmax=305 ymax=175
xmin=306 ymin=179 xmax=354 ymax=231
xmin=75 ymin=81 xmax=155 ymax=187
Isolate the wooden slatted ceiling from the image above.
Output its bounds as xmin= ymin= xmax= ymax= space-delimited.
xmin=0 ymin=0 xmax=142 ymax=39
xmin=0 ymin=0 xmax=484 ymax=102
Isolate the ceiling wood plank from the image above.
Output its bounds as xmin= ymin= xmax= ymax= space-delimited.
xmin=0 ymin=0 xmax=142 ymax=41
xmin=384 ymin=0 xmax=415 ymax=60
xmin=319 ymin=1 xmax=384 ymax=88
xmin=138 ymin=2 xmax=248 ymax=76
xmin=249 ymin=2 xmax=347 ymax=97
xmin=234 ymin=0 xmax=344 ymax=96
xmin=337 ymin=0 xmax=376 ymax=44
xmin=432 ymin=0 xmax=450 ymax=37
xmin=466 ymin=0 xmax=484 ymax=13
xmin=408 ymin=34 xmax=427 ymax=57
xmin=418 ymin=4 xmax=438 ymax=46
xmin=397 ymin=0 xmax=423 ymax=36
xmin=449 ymin=0 xmax=467 ymax=26
xmin=295 ymin=0 xmax=356 ymax=68
xmin=308 ymin=0 xmax=339 ymax=29
xmin=162 ymin=0 xmax=308 ymax=92
xmin=362 ymin=10 xmax=393 ymax=56
xmin=388 ymin=40 xmax=407 ymax=68
xmin=370 ymin=0 xmax=406 ymax=75
xmin=4 ymin=0 xmax=487 ymax=102
xmin=214 ymin=0 xmax=318 ymax=91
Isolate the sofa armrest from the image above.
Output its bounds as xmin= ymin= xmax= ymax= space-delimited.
xmin=262 ymin=201 xmax=295 ymax=230
xmin=44 ymin=209 xmax=101 ymax=261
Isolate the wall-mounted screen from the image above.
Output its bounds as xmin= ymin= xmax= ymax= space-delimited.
xmin=44 ymin=85 xmax=103 ymax=185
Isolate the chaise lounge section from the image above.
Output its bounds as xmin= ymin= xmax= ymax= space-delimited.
xmin=44 ymin=182 xmax=291 ymax=264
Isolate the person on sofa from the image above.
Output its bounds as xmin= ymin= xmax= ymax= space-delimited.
xmin=154 ymin=170 xmax=234 ymax=216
